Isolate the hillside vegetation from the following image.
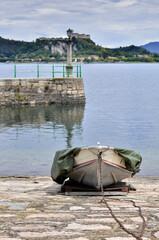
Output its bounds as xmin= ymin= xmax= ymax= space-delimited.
xmin=0 ymin=36 xmax=159 ymax=63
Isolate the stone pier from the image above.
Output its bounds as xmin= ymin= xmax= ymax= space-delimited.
xmin=0 ymin=77 xmax=85 ymax=106
xmin=0 ymin=176 xmax=159 ymax=239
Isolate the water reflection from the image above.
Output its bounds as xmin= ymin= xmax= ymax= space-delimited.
xmin=0 ymin=104 xmax=85 ymax=175
xmin=0 ymin=104 xmax=85 ymax=148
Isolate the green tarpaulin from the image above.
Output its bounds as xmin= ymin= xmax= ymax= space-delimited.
xmin=51 ymin=148 xmax=81 ymax=184
xmin=114 ymin=148 xmax=142 ymax=175
xmin=51 ymin=147 xmax=142 ymax=184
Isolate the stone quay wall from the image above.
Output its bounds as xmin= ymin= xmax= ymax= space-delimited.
xmin=0 ymin=77 xmax=85 ymax=106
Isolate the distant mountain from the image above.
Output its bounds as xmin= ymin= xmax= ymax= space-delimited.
xmin=141 ymin=42 xmax=159 ymax=53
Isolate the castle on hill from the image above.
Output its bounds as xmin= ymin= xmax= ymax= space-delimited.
xmin=38 ymin=30 xmax=90 ymax=41
xmin=71 ymin=30 xmax=90 ymax=39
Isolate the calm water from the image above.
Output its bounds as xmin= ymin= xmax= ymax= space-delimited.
xmin=0 ymin=63 xmax=159 ymax=176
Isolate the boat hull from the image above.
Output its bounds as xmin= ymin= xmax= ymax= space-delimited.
xmin=67 ymin=147 xmax=132 ymax=188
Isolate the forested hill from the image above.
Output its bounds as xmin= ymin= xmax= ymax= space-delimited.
xmin=0 ymin=36 xmax=157 ymax=62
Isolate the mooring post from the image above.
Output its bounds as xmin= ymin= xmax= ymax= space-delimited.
xmin=80 ymin=64 xmax=82 ymax=78
xmin=14 ymin=64 xmax=16 ymax=78
xmin=52 ymin=64 xmax=54 ymax=78
xmin=37 ymin=64 xmax=39 ymax=78
xmin=77 ymin=65 xmax=79 ymax=78
xmin=63 ymin=64 xmax=65 ymax=78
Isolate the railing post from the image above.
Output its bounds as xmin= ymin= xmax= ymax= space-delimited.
xmin=80 ymin=64 xmax=81 ymax=78
xmin=77 ymin=65 xmax=78 ymax=78
xmin=68 ymin=66 xmax=69 ymax=77
xmin=14 ymin=64 xmax=16 ymax=78
xmin=37 ymin=64 xmax=39 ymax=78
xmin=52 ymin=65 xmax=54 ymax=78
xmin=63 ymin=65 xmax=65 ymax=78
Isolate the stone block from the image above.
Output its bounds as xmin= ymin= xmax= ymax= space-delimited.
xmin=62 ymin=84 xmax=68 ymax=90
xmin=67 ymin=90 xmax=72 ymax=95
xmin=76 ymin=84 xmax=82 ymax=89
xmin=78 ymin=90 xmax=84 ymax=95
xmin=71 ymin=91 xmax=78 ymax=96
xmin=72 ymin=84 xmax=77 ymax=90
xmin=50 ymin=84 xmax=57 ymax=90
xmin=57 ymin=85 xmax=62 ymax=91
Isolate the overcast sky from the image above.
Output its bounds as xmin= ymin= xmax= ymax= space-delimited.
xmin=0 ymin=0 xmax=159 ymax=48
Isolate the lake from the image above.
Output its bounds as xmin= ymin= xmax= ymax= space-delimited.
xmin=0 ymin=63 xmax=159 ymax=177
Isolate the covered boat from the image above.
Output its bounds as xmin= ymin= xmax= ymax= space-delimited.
xmin=51 ymin=143 xmax=142 ymax=189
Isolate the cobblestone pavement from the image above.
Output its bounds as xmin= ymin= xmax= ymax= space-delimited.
xmin=0 ymin=176 xmax=159 ymax=240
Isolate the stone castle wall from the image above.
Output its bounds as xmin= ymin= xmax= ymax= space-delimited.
xmin=71 ymin=33 xmax=90 ymax=39
xmin=0 ymin=77 xmax=85 ymax=106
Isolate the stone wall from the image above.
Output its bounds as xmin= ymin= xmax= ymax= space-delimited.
xmin=0 ymin=77 xmax=85 ymax=106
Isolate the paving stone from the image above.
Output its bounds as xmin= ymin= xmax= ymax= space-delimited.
xmin=18 ymin=231 xmax=80 ymax=238
xmin=70 ymin=206 xmax=85 ymax=210
xmin=11 ymin=225 xmax=53 ymax=231
xmin=130 ymin=216 xmax=147 ymax=222
xmin=154 ymin=231 xmax=159 ymax=238
xmin=66 ymin=222 xmax=111 ymax=231
xmin=0 ymin=202 xmax=28 ymax=210
xmin=0 ymin=176 xmax=158 ymax=239
xmin=154 ymin=212 xmax=159 ymax=217
xmin=0 ymin=214 xmax=17 ymax=218
xmin=71 ymin=238 xmax=89 ymax=240
xmin=105 ymin=238 xmax=150 ymax=240
xmin=87 ymin=214 xmax=108 ymax=217
xmin=105 ymin=238 xmax=135 ymax=240
xmin=90 ymin=207 xmax=112 ymax=211
xmin=77 ymin=218 xmax=115 ymax=223
xmin=0 ymin=238 xmax=22 ymax=240
xmin=26 ymin=213 xmax=75 ymax=219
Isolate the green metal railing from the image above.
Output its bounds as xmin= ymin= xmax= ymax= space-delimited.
xmin=14 ymin=64 xmax=82 ymax=78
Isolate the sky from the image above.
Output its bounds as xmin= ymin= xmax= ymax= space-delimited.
xmin=0 ymin=0 xmax=159 ymax=48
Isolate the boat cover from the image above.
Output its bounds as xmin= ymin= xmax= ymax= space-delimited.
xmin=51 ymin=148 xmax=81 ymax=184
xmin=51 ymin=147 xmax=142 ymax=184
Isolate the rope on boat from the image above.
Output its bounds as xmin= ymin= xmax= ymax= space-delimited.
xmin=98 ymin=151 xmax=146 ymax=240
xmin=88 ymin=147 xmax=109 ymax=157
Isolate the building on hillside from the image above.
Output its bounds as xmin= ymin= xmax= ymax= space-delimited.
xmin=137 ymin=54 xmax=149 ymax=58
xmin=88 ymin=55 xmax=99 ymax=60
xmin=71 ymin=31 xmax=90 ymax=39
xmin=107 ymin=56 xmax=117 ymax=59
xmin=74 ymin=57 xmax=85 ymax=62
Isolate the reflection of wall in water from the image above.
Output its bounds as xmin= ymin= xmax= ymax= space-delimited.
xmin=0 ymin=104 xmax=85 ymax=148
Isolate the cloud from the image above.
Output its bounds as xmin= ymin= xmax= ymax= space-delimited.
xmin=36 ymin=8 xmax=69 ymax=16
xmin=0 ymin=0 xmax=159 ymax=47
xmin=114 ymin=0 xmax=138 ymax=7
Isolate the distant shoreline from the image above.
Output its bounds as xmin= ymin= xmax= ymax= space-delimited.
xmin=0 ymin=61 xmax=159 ymax=64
